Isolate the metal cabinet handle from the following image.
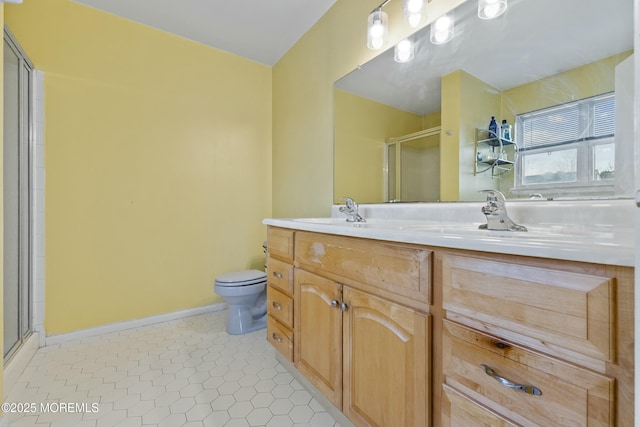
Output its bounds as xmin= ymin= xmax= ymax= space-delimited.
xmin=272 ymin=301 xmax=283 ymax=310
xmin=272 ymin=333 xmax=283 ymax=343
xmin=481 ymin=364 xmax=542 ymax=396
xmin=330 ymin=300 xmax=347 ymax=311
xmin=272 ymin=271 xmax=283 ymax=279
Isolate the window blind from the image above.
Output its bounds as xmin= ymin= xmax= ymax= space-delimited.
xmin=518 ymin=93 xmax=615 ymax=150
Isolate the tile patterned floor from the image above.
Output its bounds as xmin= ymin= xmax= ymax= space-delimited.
xmin=3 ymin=310 xmax=341 ymax=427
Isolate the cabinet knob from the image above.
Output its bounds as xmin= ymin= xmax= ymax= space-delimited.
xmin=340 ymin=302 xmax=348 ymax=312
xmin=331 ymin=300 xmax=339 ymax=308
xmin=272 ymin=302 xmax=283 ymax=310
xmin=272 ymin=333 xmax=283 ymax=343
xmin=272 ymin=271 xmax=283 ymax=279
xmin=481 ymin=364 xmax=542 ymax=396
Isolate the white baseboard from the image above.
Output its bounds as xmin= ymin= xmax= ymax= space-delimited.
xmin=3 ymin=332 xmax=40 ymax=400
xmin=45 ymin=302 xmax=227 ymax=347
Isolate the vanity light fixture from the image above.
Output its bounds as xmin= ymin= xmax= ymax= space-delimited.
xmin=403 ymin=0 xmax=426 ymax=28
xmin=430 ymin=13 xmax=454 ymax=44
xmin=394 ymin=38 xmax=415 ymax=62
xmin=367 ymin=7 xmax=390 ymax=50
xmin=478 ymin=0 xmax=507 ymax=19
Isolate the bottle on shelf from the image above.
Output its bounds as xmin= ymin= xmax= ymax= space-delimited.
xmin=488 ymin=116 xmax=498 ymax=139
xmin=501 ymin=119 xmax=512 ymax=141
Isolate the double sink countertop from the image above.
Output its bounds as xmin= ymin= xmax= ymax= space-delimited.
xmin=263 ymin=199 xmax=636 ymax=267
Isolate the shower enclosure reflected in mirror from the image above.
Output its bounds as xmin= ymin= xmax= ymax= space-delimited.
xmin=386 ymin=127 xmax=440 ymax=202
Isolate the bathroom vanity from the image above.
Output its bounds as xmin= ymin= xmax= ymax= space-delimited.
xmin=263 ymin=200 xmax=634 ymax=427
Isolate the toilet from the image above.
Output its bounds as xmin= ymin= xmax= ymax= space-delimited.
xmin=214 ymin=269 xmax=267 ymax=335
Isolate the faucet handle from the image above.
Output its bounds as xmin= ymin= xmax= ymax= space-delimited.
xmin=339 ymin=197 xmax=365 ymax=223
xmin=479 ymin=189 xmax=506 ymax=202
xmin=340 ymin=197 xmax=358 ymax=211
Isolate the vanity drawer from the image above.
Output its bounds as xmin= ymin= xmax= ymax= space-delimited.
xmin=442 ymin=253 xmax=614 ymax=364
xmin=267 ymin=315 xmax=293 ymax=361
xmin=267 ymin=257 xmax=294 ymax=294
xmin=267 ymin=285 xmax=294 ymax=327
xmin=267 ymin=227 xmax=295 ymax=261
xmin=442 ymin=385 xmax=517 ymax=427
xmin=295 ymin=232 xmax=431 ymax=307
xmin=443 ymin=320 xmax=614 ymax=427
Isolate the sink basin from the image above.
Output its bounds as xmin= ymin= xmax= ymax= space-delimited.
xmin=286 ymin=218 xmax=627 ymax=244
xmin=290 ymin=217 xmax=375 ymax=228
xmin=399 ymin=223 xmax=622 ymax=241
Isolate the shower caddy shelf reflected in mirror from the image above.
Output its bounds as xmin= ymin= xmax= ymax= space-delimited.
xmin=474 ymin=128 xmax=519 ymax=178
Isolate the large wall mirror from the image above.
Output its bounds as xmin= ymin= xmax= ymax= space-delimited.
xmin=333 ymin=0 xmax=634 ymax=203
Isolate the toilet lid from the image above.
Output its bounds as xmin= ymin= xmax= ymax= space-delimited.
xmin=215 ymin=269 xmax=267 ymax=287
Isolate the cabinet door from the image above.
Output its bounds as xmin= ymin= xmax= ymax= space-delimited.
xmin=343 ymin=288 xmax=430 ymax=427
xmin=294 ymin=269 xmax=343 ymax=408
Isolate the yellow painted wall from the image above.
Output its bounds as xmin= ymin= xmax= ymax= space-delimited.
xmin=441 ymin=70 xmax=501 ymax=201
xmin=272 ymin=0 xmax=464 ymax=217
xmin=440 ymin=71 xmax=461 ymax=201
xmin=5 ymin=0 xmax=272 ymax=334
xmin=501 ymin=51 xmax=633 ymax=122
xmin=458 ymin=71 xmax=502 ymax=200
xmin=422 ymin=111 xmax=442 ymax=129
xmin=334 ymin=90 xmax=422 ymax=203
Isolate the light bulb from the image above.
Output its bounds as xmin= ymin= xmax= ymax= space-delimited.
xmin=369 ymin=20 xmax=384 ymax=39
xmin=435 ymin=16 xmax=451 ymax=30
xmin=367 ymin=9 xmax=388 ymax=50
xmin=406 ymin=0 xmax=423 ymax=13
xmin=430 ymin=14 xmax=454 ymax=44
xmin=433 ymin=31 xmax=449 ymax=43
xmin=483 ymin=3 xmax=501 ymax=18
xmin=478 ymin=0 xmax=507 ymax=19
xmin=371 ymin=37 xmax=384 ymax=50
xmin=403 ymin=0 xmax=425 ymax=28
xmin=408 ymin=13 xmax=422 ymax=28
xmin=394 ymin=39 xmax=414 ymax=63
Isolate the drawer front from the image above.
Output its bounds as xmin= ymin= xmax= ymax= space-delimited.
xmin=267 ymin=227 xmax=294 ymax=261
xmin=267 ymin=257 xmax=294 ymax=294
xmin=295 ymin=232 xmax=431 ymax=304
xmin=267 ymin=285 xmax=294 ymax=327
xmin=267 ymin=315 xmax=293 ymax=361
xmin=442 ymin=253 xmax=614 ymax=363
xmin=442 ymin=385 xmax=518 ymax=427
xmin=443 ymin=321 xmax=614 ymax=427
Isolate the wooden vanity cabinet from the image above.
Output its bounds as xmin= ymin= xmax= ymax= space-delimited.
xmin=439 ymin=251 xmax=634 ymax=427
xmin=266 ymin=227 xmax=295 ymax=361
xmin=265 ymin=227 xmax=634 ymax=426
xmin=294 ymin=232 xmax=431 ymax=427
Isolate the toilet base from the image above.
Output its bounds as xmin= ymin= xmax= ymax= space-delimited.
xmin=225 ymin=304 xmax=267 ymax=335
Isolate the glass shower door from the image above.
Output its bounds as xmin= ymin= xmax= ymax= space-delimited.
xmin=4 ymin=31 xmax=32 ymax=360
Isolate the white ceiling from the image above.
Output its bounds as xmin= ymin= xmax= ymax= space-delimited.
xmin=71 ymin=0 xmax=337 ymax=66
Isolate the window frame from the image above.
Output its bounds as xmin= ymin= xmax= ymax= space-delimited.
xmin=511 ymin=93 xmax=615 ymax=197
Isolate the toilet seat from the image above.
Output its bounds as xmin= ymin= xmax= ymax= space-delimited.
xmin=214 ymin=269 xmax=267 ymax=287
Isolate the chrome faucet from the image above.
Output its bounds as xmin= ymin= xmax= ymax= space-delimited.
xmin=479 ymin=190 xmax=527 ymax=232
xmin=339 ymin=197 xmax=366 ymax=223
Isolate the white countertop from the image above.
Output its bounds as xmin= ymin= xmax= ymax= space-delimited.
xmin=263 ymin=200 xmax=635 ymax=267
